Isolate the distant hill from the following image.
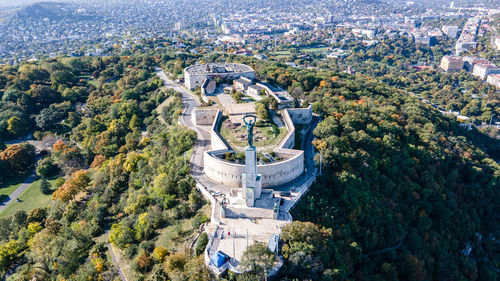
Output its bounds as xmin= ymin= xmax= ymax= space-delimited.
xmin=15 ymin=2 xmax=66 ymax=19
xmin=0 ymin=2 xmax=74 ymax=21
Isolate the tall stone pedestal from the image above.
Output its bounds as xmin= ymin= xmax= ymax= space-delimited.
xmin=242 ymin=146 xmax=262 ymax=207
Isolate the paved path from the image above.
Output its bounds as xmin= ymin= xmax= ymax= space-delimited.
xmin=106 ymin=227 xmax=128 ymax=281
xmin=0 ymin=171 xmax=37 ymax=212
xmin=155 ymin=67 xmax=211 ymax=180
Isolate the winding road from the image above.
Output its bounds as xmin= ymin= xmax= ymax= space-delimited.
xmin=154 ymin=67 xmax=212 ymax=179
xmin=154 ymin=67 xmax=320 ymax=275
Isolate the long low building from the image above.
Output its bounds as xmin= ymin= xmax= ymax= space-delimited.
xmin=184 ymin=63 xmax=255 ymax=89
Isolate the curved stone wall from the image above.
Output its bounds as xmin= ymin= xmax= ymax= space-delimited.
xmin=203 ymin=150 xmax=304 ymax=188
xmin=203 ymin=107 xmax=309 ymax=188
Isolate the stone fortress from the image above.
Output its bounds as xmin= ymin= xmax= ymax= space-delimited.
xmin=187 ymin=63 xmax=312 ymax=206
xmin=201 ymin=106 xmax=311 ymax=191
xmin=184 ymin=63 xmax=255 ymax=90
xmin=178 ymin=62 xmax=317 ymax=276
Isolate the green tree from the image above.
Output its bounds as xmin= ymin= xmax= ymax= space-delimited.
xmin=27 ymin=85 xmax=60 ymax=107
xmin=20 ymin=66 xmax=50 ymax=83
xmin=0 ymin=240 xmax=21 ymax=273
xmin=195 ymin=232 xmax=208 ymax=256
xmin=239 ymin=242 xmax=276 ymax=281
xmin=50 ymin=70 xmax=76 ymax=86
xmin=35 ymin=103 xmax=70 ymax=130
xmin=256 ymin=103 xmax=270 ymax=121
xmin=2 ymin=89 xmax=21 ymax=102
xmin=0 ymin=74 xmax=6 ymax=89
xmin=27 ymin=207 xmax=47 ymax=224
xmin=7 ymin=116 xmax=28 ymax=137
xmin=36 ymin=157 xmax=60 ymax=178
xmin=40 ymin=178 xmax=52 ymax=195
xmin=129 ymin=114 xmax=141 ymax=130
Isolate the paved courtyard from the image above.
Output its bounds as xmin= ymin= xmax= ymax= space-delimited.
xmin=215 ymin=217 xmax=290 ymax=264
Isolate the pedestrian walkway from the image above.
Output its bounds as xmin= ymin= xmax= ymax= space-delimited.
xmin=0 ymin=171 xmax=37 ymax=212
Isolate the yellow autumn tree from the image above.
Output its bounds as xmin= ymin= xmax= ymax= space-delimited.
xmin=52 ymin=170 xmax=90 ymax=202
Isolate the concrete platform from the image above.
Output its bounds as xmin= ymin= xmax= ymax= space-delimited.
xmin=215 ymin=217 xmax=289 ymax=263
xmin=224 ymin=206 xmax=274 ymax=219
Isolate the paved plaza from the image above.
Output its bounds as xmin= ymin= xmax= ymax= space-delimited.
xmin=214 ymin=217 xmax=290 ymax=264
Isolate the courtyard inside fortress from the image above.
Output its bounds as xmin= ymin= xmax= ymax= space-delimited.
xmin=156 ymin=64 xmax=318 ymax=276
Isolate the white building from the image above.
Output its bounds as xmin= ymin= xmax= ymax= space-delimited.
xmin=233 ymin=77 xmax=252 ymax=91
xmin=463 ymin=56 xmax=490 ymax=72
xmin=486 ymin=74 xmax=500 ymax=88
xmin=247 ymin=84 xmax=264 ymax=96
xmin=472 ymin=64 xmax=500 ymax=80
xmin=442 ymin=25 xmax=459 ymax=38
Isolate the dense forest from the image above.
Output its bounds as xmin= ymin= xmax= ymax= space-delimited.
xmin=0 ymin=54 xmax=210 ymax=280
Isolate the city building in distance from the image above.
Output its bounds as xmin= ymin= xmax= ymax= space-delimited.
xmin=440 ymin=55 xmax=464 ymax=72
xmin=472 ymin=63 xmax=500 ymax=80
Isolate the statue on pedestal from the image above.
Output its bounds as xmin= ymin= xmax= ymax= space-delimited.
xmin=241 ymin=114 xmax=261 ymax=207
xmin=242 ymin=114 xmax=257 ymax=149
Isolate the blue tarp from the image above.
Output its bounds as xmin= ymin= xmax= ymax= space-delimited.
xmin=210 ymin=251 xmax=227 ymax=268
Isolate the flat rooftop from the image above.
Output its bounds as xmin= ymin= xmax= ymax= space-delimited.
xmin=226 ymin=103 xmax=256 ymax=124
xmin=218 ymin=94 xmax=236 ymax=107
xmin=226 ymin=102 xmax=256 ymax=115
xmin=185 ymin=63 xmax=254 ymax=75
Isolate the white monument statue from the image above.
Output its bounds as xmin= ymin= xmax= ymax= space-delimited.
xmin=241 ymin=115 xmax=262 ymax=207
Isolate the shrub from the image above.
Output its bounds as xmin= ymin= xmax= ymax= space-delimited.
xmin=135 ymin=251 xmax=152 ymax=273
xmin=195 ymin=232 xmax=209 ymax=256
xmin=152 ymin=246 xmax=168 ymax=263
xmin=40 ymin=178 xmax=53 ymax=195
xmin=191 ymin=214 xmax=209 ymax=229
xmin=125 ymin=244 xmax=138 ymax=259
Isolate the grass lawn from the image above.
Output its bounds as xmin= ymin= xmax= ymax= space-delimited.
xmin=272 ymin=54 xmax=292 ymax=59
xmin=220 ymin=119 xmax=287 ymax=151
xmin=78 ymin=75 xmax=98 ymax=87
xmin=0 ymin=178 xmax=57 ymax=218
xmin=0 ymin=177 xmax=25 ymax=202
xmin=273 ymin=50 xmax=292 ymax=55
xmin=300 ymin=47 xmax=330 ymax=53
